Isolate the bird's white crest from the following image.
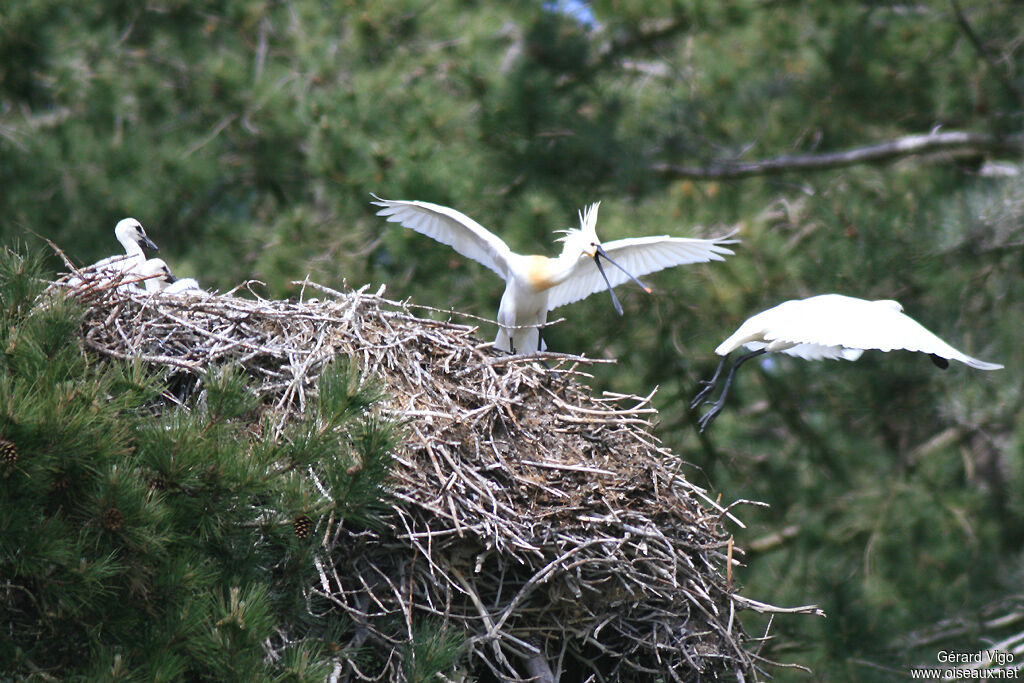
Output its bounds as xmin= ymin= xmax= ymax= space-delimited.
xmin=555 ymin=202 xmax=602 ymax=259
xmin=373 ymin=195 xmax=737 ymax=354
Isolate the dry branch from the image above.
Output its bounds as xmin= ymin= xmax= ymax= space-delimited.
xmin=51 ymin=268 xmax=820 ymax=682
xmin=745 ymin=525 xmax=802 ymax=557
xmin=651 ymin=130 xmax=1024 ymax=180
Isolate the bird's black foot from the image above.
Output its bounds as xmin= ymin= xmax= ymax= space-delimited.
xmin=696 ymin=400 xmax=726 ymax=433
xmin=689 ymin=380 xmax=718 ymax=410
xmin=689 ymin=349 xmax=764 ymax=433
xmin=690 ymin=356 xmax=728 ymax=410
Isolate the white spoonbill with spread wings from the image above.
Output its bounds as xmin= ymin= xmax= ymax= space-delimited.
xmin=373 ymin=195 xmax=737 ymax=354
xmin=691 ymin=293 xmax=1003 ymax=431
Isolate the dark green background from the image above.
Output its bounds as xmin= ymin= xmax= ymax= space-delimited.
xmin=2 ymin=1 xmax=1021 ymax=679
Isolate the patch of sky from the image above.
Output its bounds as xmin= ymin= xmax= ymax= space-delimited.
xmin=543 ymin=0 xmax=599 ymax=29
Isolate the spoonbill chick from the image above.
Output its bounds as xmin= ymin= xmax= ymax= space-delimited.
xmin=134 ymin=258 xmax=177 ymax=292
xmin=373 ymin=195 xmax=737 ymax=354
xmin=135 ymin=258 xmax=205 ymax=295
xmin=91 ymin=218 xmax=159 ymax=274
xmin=691 ymin=293 xmax=1003 ymax=432
xmin=163 ymin=277 xmax=203 ymax=295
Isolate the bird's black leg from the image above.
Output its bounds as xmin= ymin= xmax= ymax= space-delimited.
xmin=694 ymin=348 xmax=767 ymax=433
xmin=690 ymin=355 xmax=730 ymax=409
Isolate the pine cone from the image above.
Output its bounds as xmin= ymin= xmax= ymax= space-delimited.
xmin=0 ymin=439 xmax=17 ymax=465
xmin=103 ymin=507 xmax=124 ymax=530
xmin=293 ymin=515 xmax=313 ymax=539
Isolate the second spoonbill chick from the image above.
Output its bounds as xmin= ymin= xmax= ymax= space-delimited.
xmin=163 ymin=277 xmax=203 ymax=295
xmin=373 ymin=195 xmax=737 ymax=354
xmin=691 ymin=293 xmax=1004 ymax=432
xmin=135 ymin=258 xmax=205 ymax=295
xmin=134 ymin=258 xmax=177 ymax=292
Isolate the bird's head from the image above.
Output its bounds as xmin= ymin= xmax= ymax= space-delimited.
xmin=555 ymin=202 xmax=652 ymax=316
xmin=115 ymin=217 xmax=159 ymax=252
xmin=556 ymin=202 xmax=602 ymax=259
xmin=142 ymin=258 xmax=176 ymax=283
xmin=137 ymin=258 xmax=177 ymax=292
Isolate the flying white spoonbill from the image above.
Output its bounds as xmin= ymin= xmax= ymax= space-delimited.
xmin=691 ymin=293 xmax=1003 ymax=432
xmin=373 ymin=195 xmax=737 ymax=354
xmin=91 ymin=218 xmax=159 ymax=274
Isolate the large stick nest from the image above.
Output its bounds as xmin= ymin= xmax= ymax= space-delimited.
xmin=54 ymin=266 xmax=821 ymax=682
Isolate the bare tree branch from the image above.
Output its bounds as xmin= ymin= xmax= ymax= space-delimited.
xmin=651 ymin=130 xmax=1024 ymax=180
xmin=896 ymin=603 xmax=1024 ymax=650
xmin=744 ymin=525 xmax=801 ymax=557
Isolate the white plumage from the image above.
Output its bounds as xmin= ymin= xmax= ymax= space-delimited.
xmin=714 ymin=294 xmax=1003 ymax=369
xmin=692 ymin=293 xmax=1003 ymax=431
xmin=90 ymin=218 xmax=159 ymax=275
xmin=163 ymin=277 xmax=203 ymax=295
xmin=130 ymin=258 xmax=205 ymax=296
xmin=373 ymin=195 xmax=737 ymax=354
xmin=134 ymin=258 xmax=177 ymax=293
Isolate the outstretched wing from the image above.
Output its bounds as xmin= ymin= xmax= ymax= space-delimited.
xmin=372 ymin=195 xmax=514 ymax=279
xmin=749 ymin=294 xmax=1003 ymax=370
xmin=844 ymin=302 xmax=1003 ymax=370
xmin=546 ymin=234 xmax=737 ymax=310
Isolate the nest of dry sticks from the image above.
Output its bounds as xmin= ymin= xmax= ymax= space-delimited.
xmin=51 ymin=262 xmax=821 ymax=682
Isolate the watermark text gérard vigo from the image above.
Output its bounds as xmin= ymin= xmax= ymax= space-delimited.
xmin=938 ymin=650 xmax=1015 ymax=667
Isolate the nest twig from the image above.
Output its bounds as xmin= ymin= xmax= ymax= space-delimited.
xmin=51 ymin=268 xmax=822 ymax=682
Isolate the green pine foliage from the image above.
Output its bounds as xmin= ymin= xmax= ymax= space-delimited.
xmin=402 ymin=619 xmax=464 ymax=683
xmin=3 ymin=0 xmax=1023 ymax=678
xmin=0 ymin=249 xmax=407 ymax=680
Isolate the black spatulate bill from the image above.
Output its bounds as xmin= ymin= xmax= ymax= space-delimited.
xmin=593 ymin=245 xmax=653 ymax=316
